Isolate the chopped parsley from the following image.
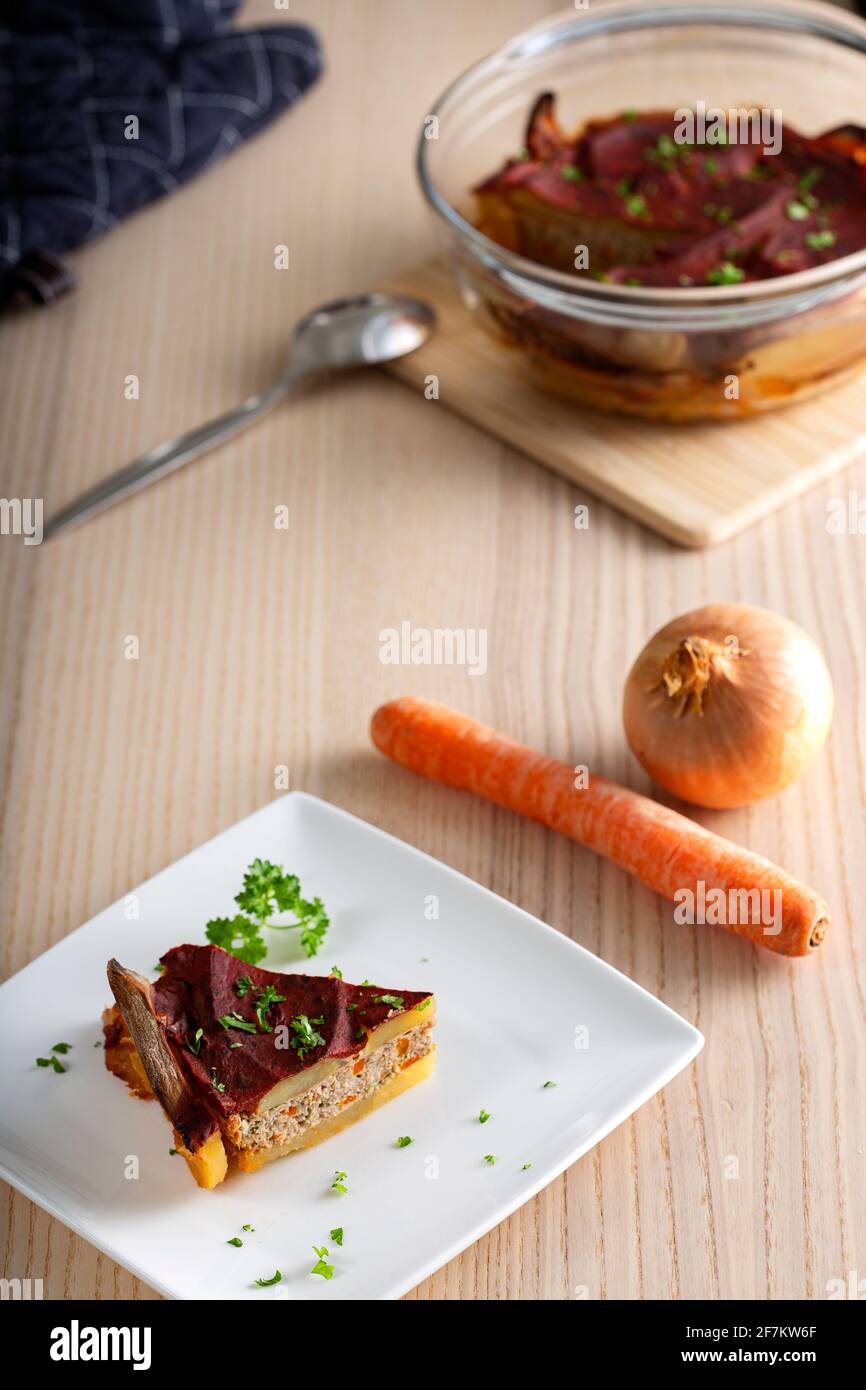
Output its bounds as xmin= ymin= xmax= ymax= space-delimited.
xmin=797 ymin=167 xmax=823 ymax=196
xmin=254 ymin=1270 xmax=282 ymax=1287
xmin=414 ymin=998 xmax=432 ymax=1012
xmin=354 ymin=1027 xmax=365 ymax=1041
xmin=36 ymin=1056 xmax=66 ymax=1073
xmin=645 ymin=133 xmax=678 ymax=168
xmin=347 ymin=1002 xmax=358 ymax=1011
xmin=254 ymin=984 xmax=286 ymax=1032
xmin=206 ymin=859 xmax=330 ymax=963
xmin=242 ymin=1224 xmax=255 ymax=1232
xmin=703 ymin=156 xmax=718 ymax=174
xmin=154 ymin=962 xmax=166 ymax=974
xmin=210 ymin=1068 xmax=226 ymax=1092
xmin=226 ymin=1237 xmax=243 ymax=1248
xmin=186 ymin=1028 xmax=204 ymax=1056
xmin=623 ymin=108 xmax=638 ymax=122
xmin=217 ymin=1011 xmax=257 ymax=1034
xmin=543 ymin=1080 xmax=557 ymax=1089
xmin=331 ymin=1170 xmax=348 ymax=1194
xmin=169 ymin=1148 xmax=178 ymax=1156
xmin=483 ymin=1154 xmax=497 ymax=1166
xmin=396 ymin=1136 xmax=414 ymax=1148
xmin=289 ymin=1014 xmax=326 ymax=1059
xmin=310 ymin=1246 xmax=334 ymax=1280
xmin=786 ymin=200 xmax=810 ymax=222
xmin=235 ymin=975 xmax=252 ymax=997
xmin=330 ymin=1227 xmax=344 ymax=1246
xmin=521 ymin=1163 xmax=533 ymax=1171
xmin=560 ymin=164 xmax=583 ymax=183
xmin=478 ymin=1108 xmax=491 ymax=1124
xmin=624 ymin=193 xmax=648 ymax=219
xmin=329 ymin=965 xmax=343 ymax=979
xmin=706 ymin=262 xmax=745 ymax=286
xmin=371 ymin=993 xmax=404 ymax=1009
xmin=805 ymin=230 xmax=836 ymax=250
xmin=52 ymin=1042 xmax=72 ymax=1054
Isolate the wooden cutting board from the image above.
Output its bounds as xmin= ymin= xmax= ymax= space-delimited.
xmin=382 ymin=259 xmax=866 ymax=547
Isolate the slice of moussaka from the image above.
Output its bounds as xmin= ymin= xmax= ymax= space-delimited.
xmin=103 ymin=945 xmax=435 ymax=1189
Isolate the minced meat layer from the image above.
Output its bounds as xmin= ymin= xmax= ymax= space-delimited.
xmin=225 ymin=1022 xmax=434 ymax=1152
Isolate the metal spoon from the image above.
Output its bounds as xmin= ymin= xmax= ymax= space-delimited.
xmin=43 ymin=293 xmax=435 ymax=541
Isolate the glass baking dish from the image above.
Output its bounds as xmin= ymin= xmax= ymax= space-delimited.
xmin=416 ymin=0 xmax=866 ymax=421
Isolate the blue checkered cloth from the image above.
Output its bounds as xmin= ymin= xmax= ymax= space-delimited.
xmin=0 ymin=1 xmax=323 ymax=307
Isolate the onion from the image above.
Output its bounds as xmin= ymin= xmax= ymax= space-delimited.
xmin=622 ymin=604 xmax=834 ymax=809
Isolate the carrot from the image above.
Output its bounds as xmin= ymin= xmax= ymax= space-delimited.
xmin=370 ymin=697 xmax=828 ymax=957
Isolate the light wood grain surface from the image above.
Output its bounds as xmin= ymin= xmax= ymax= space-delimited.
xmin=1 ymin=0 xmax=864 ymax=1302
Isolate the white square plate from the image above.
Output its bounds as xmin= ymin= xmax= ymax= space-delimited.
xmin=0 ymin=793 xmax=702 ymax=1300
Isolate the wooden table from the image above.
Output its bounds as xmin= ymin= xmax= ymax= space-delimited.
xmin=2 ymin=0 xmax=864 ymax=1302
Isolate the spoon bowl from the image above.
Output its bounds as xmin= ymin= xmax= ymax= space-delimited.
xmin=290 ymin=293 xmax=436 ymax=374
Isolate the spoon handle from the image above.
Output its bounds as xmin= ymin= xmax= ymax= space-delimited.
xmin=43 ymin=380 xmax=290 ymax=542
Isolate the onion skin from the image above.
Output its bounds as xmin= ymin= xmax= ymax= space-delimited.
xmin=623 ymin=604 xmax=834 ymax=810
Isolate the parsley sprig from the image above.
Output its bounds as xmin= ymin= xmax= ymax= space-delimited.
xmin=206 ymin=858 xmax=330 ymax=964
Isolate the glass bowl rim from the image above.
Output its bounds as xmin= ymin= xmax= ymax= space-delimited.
xmin=416 ymin=0 xmax=866 ymax=327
